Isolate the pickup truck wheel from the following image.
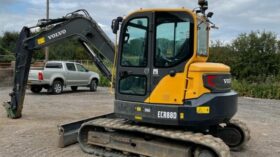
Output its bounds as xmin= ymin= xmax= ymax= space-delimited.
xmin=71 ymin=86 xmax=78 ymax=91
xmin=89 ymin=79 xmax=97 ymax=92
xmin=51 ymin=80 xmax=63 ymax=94
xmin=30 ymin=85 xmax=42 ymax=93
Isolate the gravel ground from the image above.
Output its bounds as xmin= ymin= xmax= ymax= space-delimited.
xmin=0 ymin=86 xmax=279 ymax=157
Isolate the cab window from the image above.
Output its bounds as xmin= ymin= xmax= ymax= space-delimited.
xmin=45 ymin=63 xmax=62 ymax=69
xmin=121 ymin=18 xmax=148 ymax=67
xmin=155 ymin=12 xmax=193 ymax=67
xmin=119 ymin=75 xmax=146 ymax=95
xmin=76 ymin=64 xmax=87 ymax=72
xmin=66 ymin=63 xmax=76 ymax=71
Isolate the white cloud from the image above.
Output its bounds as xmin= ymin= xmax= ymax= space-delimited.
xmin=50 ymin=2 xmax=78 ymax=10
xmin=0 ymin=0 xmax=280 ymax=42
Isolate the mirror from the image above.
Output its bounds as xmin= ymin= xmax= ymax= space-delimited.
xmin=207 ymin=12 xmax=214 ymax=18
xmin=111 ymin=16 xmax=123 ymax=34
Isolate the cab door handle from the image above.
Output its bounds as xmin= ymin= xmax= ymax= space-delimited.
xmin=169 ymin=70 xmax=176 ymax=77
xmin=119 ymin=71 xmax=132 ymax=78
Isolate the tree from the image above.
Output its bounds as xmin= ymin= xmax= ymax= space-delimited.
xmin=1 ymin=32 xmax=19 ymax=53
xmin=277 ymin=40 xmax=280 ymax=53
xmin=47 ymin=39 xmax=88 ymax=60
xmin=209 ymin=40 xmax=236 ymax=68
xmin=0 ymin=32 xmax=17 ymax=61
xmin=209 ymin=31 xmax=280 ymax=82
xmin=231 ymin=31 xmax=280 ymax=81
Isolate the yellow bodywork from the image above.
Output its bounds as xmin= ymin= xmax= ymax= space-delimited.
xmin=146 ymin=62 xmax=230 ymax=104
xmin=186 ymin=63 xmax=230 ymax=99
xmin=146 ymin=73 xmax=187 ymax=105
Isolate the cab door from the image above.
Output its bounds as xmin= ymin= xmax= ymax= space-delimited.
xmin=116 ymin=12 xmax=152 ymax=102
xmin=149 ymin=11 xmax=194 ymax=104
xmin=65 ymin=62 xmax=80 ymax=86
xmin=76 ymin=63 xmax=90 ymax=85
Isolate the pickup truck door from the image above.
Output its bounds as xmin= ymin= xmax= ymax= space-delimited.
xmin=65 ymin=63 xmax=80 ymax=86
xmin=76 ymin=64 xmax=91 ymax=85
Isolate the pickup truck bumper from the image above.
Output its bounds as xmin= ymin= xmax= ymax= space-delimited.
xmin=27 ymin=80 xmax=50 ymax=86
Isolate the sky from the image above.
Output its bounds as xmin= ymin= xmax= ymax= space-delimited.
xmin=0 ymin=0 xmax=279 ymax=43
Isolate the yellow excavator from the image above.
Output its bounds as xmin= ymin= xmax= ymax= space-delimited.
xmin=3 ymin=1 xmax=250 ymax=156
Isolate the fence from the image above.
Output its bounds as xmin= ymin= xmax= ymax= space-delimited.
xmin=0 ymin=55 xmax=14 ymax=86
xmin=0 ymin=67 xmax=13 ymax=87
xmin=0 ymin=54 xmax=15 ymax=62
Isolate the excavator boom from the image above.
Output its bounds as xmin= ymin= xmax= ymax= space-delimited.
xmin=3 ymin=9 xmax=115 ymax=118
xmin=3 ymin=27 xmax=32 ymax=118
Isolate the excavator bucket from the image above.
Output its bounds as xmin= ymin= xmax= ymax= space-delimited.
xmin=3 ymin=27 xmax=32 ymax=119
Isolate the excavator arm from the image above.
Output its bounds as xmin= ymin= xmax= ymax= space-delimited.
xmin=3 ymin=9 xmax=115 ymax=119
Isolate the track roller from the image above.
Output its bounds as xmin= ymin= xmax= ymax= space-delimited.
xmin=216 ymin=119 xmax=250 ymax=151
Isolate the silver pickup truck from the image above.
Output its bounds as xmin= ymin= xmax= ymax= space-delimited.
xmin=28 ymin=61 xmax=99 ymax=94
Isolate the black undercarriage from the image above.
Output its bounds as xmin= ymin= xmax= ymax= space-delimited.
xmin=114 ymin=91 xmax=238 ymax=127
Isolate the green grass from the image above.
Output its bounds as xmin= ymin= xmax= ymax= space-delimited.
xmin=84 ymin=61 xmax=112 ymax=87
xmin=232 ymin=79 xmax=280 ymax=99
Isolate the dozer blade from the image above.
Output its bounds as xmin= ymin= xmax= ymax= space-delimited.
xmin=57 ymin=113 xmax=115 ymax=148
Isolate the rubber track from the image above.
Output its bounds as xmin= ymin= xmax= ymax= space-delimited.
xmin=229 ymin=119 xmax=250 ymax=151
xmin=81 ymin=118 xmax=231 ymax=157
xmin=83 ymin=146 xmax=129 ymax=157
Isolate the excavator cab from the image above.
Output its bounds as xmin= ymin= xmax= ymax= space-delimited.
xmin=113 ymin=8 xmax=237 ymax=127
